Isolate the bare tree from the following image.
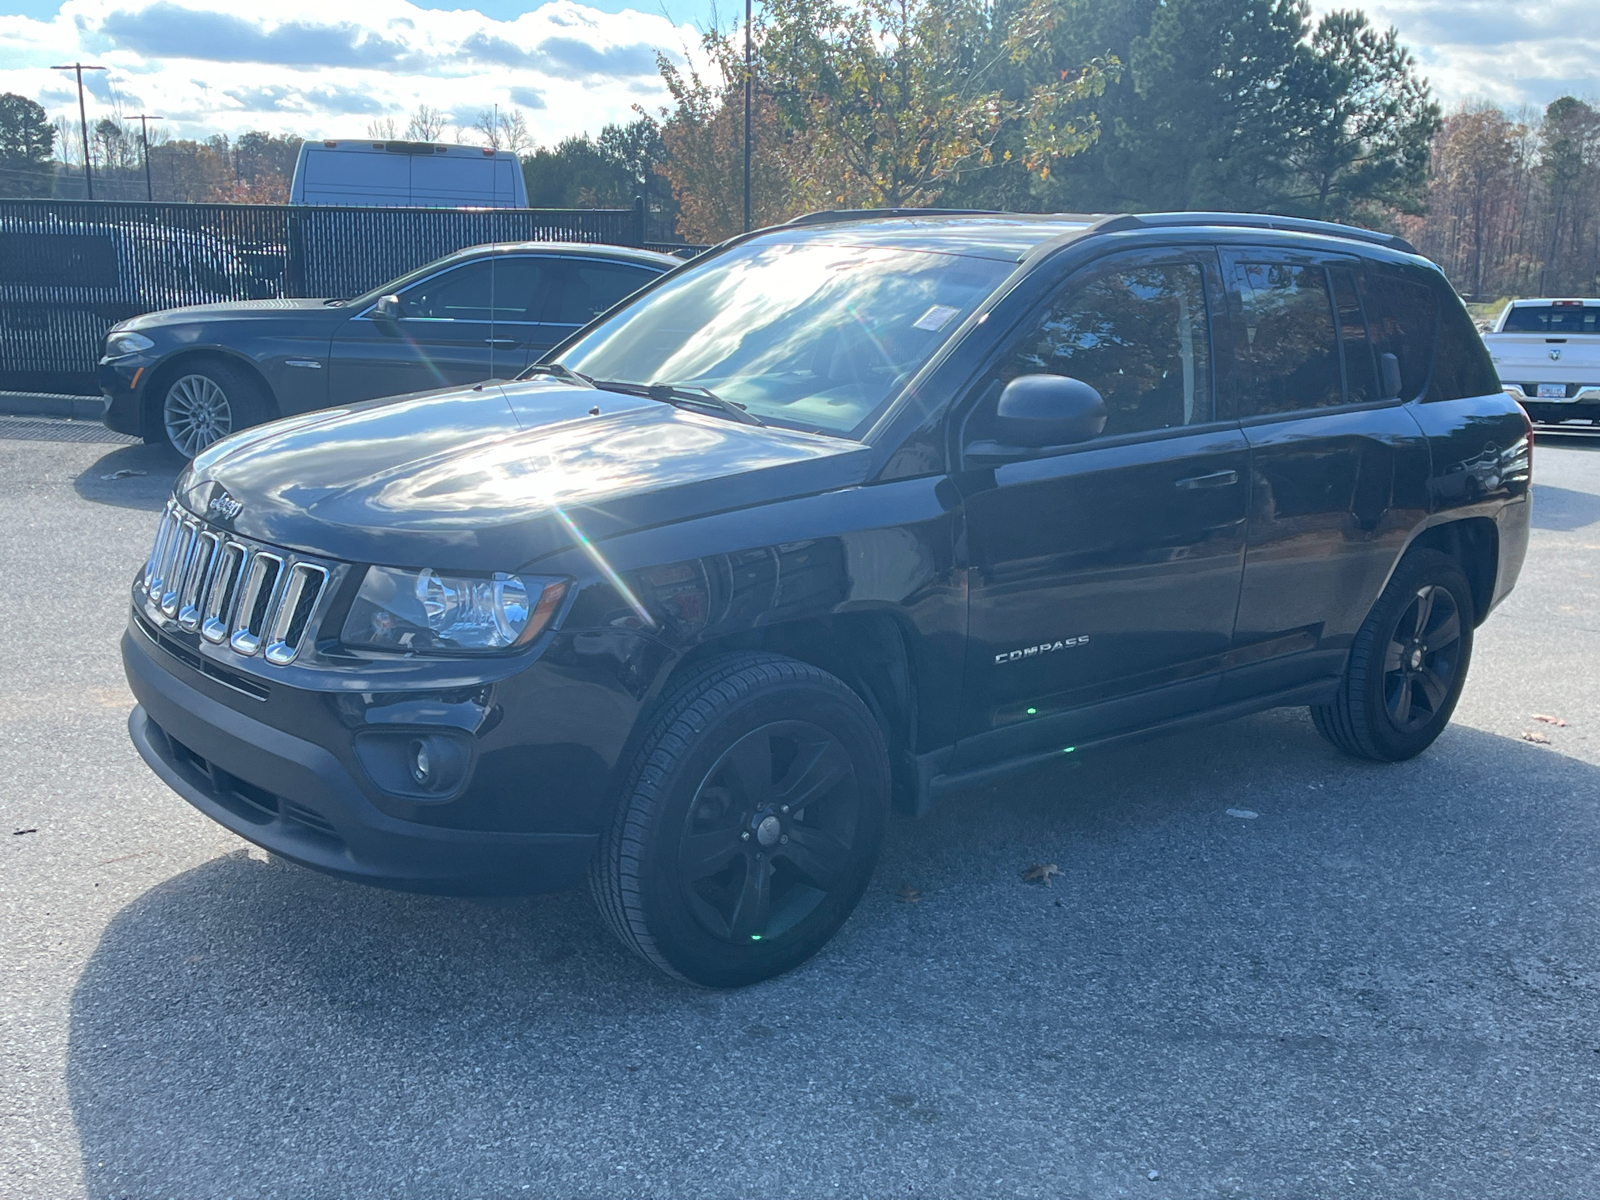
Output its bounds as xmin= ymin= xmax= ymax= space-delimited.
xmin=470 ymin=107 xmax=534 ymax=155
xmin=365 ymin=116 xmax=400 ymax=140
xmin=405 ymin=104 xmax=447 ymax=142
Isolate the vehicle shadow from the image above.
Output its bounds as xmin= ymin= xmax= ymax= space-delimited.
xmin=1531 ymin=483 xmax=1600 ymax=531
xmin=66 ymin=711 xmax=1600 ymax=1198
xmin=72 ymin=443 xmax=183 ymax=513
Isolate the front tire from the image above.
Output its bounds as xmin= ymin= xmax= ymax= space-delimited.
xmin=149 ymin=360 xmax=273 ymax=458
xmin=590 ymin=653 xmax=889 ymax=988
xmin=1311 ymin=548 xmax=1475 ymax=761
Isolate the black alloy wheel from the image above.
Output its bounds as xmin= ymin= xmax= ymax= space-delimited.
xmin=1312 ymin=548 xmax=1476 ymax=761
xmin=1381 ymin=584 xmax=1463 ymax=735
xmin=678 ymin=720 xmax=860 ymax=944
xmin=591 ymin=653 xmax=888 ymax=987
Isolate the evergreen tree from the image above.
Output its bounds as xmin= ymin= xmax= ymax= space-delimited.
xmin=0 ymin=93 xmax=56 ymax=198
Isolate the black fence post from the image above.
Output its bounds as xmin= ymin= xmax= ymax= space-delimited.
xmin=632 ymin=195 xmax=646 ymax=248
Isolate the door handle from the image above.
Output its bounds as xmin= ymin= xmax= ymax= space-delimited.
xmin=1175 ymin=469 xmax=1239 ymax=490
xmin=483 ymin=337 xmax=519 ymax=348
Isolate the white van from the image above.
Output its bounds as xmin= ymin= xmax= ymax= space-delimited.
xmin=289 ymin=141 xmax=528 ymax=208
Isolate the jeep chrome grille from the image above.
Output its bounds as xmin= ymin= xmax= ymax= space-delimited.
xmin=141 ymin=502 xmax=331 ymax=667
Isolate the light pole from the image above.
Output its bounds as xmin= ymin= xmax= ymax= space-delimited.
xmin=130 ymin=114 xmax=161 ymax=202
xmin=743 ymin=0 xmax=752 ymax=232
xmin=50 ymin=62 xmax=106 ymax=200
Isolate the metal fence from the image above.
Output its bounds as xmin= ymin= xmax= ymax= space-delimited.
xmin=0 ymin=197 xmax=689 ymax=395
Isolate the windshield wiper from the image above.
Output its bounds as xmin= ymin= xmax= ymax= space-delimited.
xmin=521 ymin=362 xmax=596 ymax=388
xmin=642 ymin=382 xmax=765 ymax=426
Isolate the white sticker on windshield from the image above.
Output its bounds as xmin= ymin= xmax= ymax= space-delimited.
xmin=913 ymin=304 xmax=961 ymax=332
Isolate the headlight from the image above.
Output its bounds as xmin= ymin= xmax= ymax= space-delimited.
xmin=104 ymin=330 xmax=155 ymax=358
xmin=341 ymin=567 xmax=569 ymax=653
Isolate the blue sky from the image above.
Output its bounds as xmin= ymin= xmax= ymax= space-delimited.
xmin=0 ymin=0 xmax=1594 ymax=150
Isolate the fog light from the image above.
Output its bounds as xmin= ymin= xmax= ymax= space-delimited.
xmin=411 ymin=741 xmax=431 ymax=783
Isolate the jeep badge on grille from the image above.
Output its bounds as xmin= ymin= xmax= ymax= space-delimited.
xmin=207 ymin=489 xmax=243 ymax=522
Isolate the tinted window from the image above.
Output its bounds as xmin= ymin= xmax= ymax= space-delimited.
xmin=1360 ymin=268 xmax=1437 ymax=402
xmin=1231 ymin=262 xmax=1342 ymax=415
xmin=1330 ymin=268 xmax=1380 ymax=403
xmin=1501 ymin=304 xmax=1600 ymax=334
xmin=490 ymin=256 xmax=554 ymax=321
xmin=549 ymin=261 xmax=660 ymax=325
xmin=1429 ymin=281 xmax=1502 ymax=401
xmin=398 ymin=261 xmax=494 ymax=321
xmin=398 ymin=259 xmax=553 ymax=322
xmin=1002 ymin=260 xmax=1213 ymax=436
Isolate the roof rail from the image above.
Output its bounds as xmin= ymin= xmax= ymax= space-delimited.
xmin=785 ymin=208 xmax=1004 ymax=226
xmin=1090 ymin=212 xmax=1416 ymax=254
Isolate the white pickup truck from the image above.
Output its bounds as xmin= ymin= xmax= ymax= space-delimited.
xmin=1484 ymin=297 xmax=1600 ymax=426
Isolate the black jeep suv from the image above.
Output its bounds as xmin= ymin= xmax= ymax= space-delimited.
xmin=123 ymin=211 xmax=1531 ymax=987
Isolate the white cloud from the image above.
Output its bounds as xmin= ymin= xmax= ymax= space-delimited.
xmin=1311 ymin=0 xmax=1600 ymax=110
xmin=0 ymin=0 xmax=698 ymax=144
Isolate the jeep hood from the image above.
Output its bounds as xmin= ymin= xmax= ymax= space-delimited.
xmin=178 ymin=378 xmax=872 ymax=568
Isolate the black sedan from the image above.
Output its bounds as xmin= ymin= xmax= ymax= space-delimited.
xmin=99 ymin=242 xmax=679 ymax=456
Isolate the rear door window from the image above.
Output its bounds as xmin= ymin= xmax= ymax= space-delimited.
xmin=1229 ymin=261 xmax=1343 ymax=415
xmin=546 ymin=261 xmax=661 ymax=326
xmin=1330 ymin=267 xmax=1380 ymax=403
xmin=1359 ymin=267 xmax=1437 ymax=402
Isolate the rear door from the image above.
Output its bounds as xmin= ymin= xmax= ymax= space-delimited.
xmin=530 ymin=257 xmax=666 ymax=361
xmin=1217 ymin=248 xmax=1431 ymax=702
xmin=955 ymin=246 xmax=1250 ymax=765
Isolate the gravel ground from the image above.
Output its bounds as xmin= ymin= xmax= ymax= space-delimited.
xmin=2 ymin=419 xmax=1598 ymax=1200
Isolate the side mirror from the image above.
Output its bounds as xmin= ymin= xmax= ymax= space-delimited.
xmin=372 ymin=294 xmax=402 ymax=323
xmin=1380 ymin=352 xmax=1403 ymax=400
xmin=994 ymin=374 xmax=1108 ymax=448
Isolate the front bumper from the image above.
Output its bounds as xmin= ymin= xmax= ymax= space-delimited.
xmin=99 ymin=357 xmax=148 ymax=437
xmin=124 ymin=627 xmax=597 ymax=895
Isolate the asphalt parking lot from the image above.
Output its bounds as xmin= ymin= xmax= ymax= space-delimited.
xmin=1 ymin=417 xmax=1598 ymax=1200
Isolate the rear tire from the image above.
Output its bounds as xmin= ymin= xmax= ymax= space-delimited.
xmin=590 ymin=653 xmax=889 ymax=988
xmin=1311 ymin=548 xmax=1475 ymax=762
xmin=148 ymin=359 xmax=274 ymax=458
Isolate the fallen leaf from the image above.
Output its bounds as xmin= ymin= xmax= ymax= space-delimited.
xmin=1521 ymin=731 xmax=1552 ymax=744
xmin=1226 ymin=808 xmax=1260 ymax=820
xmin=1021 ymin=863 xmax=1060 ymax=886
xmin=891 ymin=883 xmax=922 ymax=903
xmin=1532 ymin=714 xmax=1568 ymax=727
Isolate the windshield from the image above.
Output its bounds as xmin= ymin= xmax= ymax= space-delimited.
xmin=553 ymin=239 xmax=1015 ymax=437
xmin=1501 ymin=304 xmax=1600 ymax=334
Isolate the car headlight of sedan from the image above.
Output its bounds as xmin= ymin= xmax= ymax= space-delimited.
xmin=104 ymin=330 xmax=155 ymax=358
xmin=342 ymin=567 xmax=569 ymax=653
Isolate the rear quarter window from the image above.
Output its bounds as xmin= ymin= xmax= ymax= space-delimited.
xmin=1428 ymin=280 xmax=1501 ymax=401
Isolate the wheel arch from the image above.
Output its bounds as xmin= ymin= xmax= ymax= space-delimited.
xmin=1405 ymin=516 xmax=1499 ymax=626
xmin=640 ymin=611 xmax=921 ymax=813
xmin=140 ymin=349 xmax=280 ymax=438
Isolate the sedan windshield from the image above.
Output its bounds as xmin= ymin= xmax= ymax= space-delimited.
xmin=554 ymin=239 xmax=1015 ymax=437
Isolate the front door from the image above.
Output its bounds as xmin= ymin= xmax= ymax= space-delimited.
xmin=1217 ymin=249 xmax=1432 ymax=701
xmin=955 ymin=247 xmax=1250 ymax=768
xmin=327 ymin=254 xmax=556 ymax=404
